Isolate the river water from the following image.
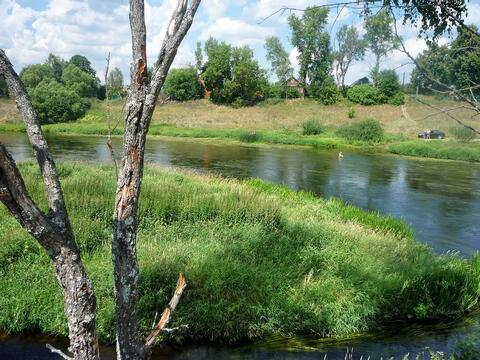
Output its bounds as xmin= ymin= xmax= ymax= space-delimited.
xmin=0 ymin=132 xmax=479 ymax=359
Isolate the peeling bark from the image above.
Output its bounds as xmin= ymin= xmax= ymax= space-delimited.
xmin=112 ymin=1 xmax=201 ymax=359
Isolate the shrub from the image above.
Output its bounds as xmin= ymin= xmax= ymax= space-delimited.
xmin=452 ymin=126 xmax=477 ymax=142
xmin=61 ymin=64 xmax=99 ymax=98
xmin=30 ymin=79 xmax=90 ymax=124
xmin=347 ymin=84 xmax=385 ymax=105
xmin=347 ymin=107 xmax=355 ymax=119
xmin=302 ymin=118 xmax=325 ymax=135
xmin=376 ymin=69 xmax=401 ymax=98
xmin=336 ymin=118 xmax=384 ymax=142
xmin=239 ymin=131 xmax=261 ymax=142
xmin=164 ymin=67 xmax=203 ymax=101
xmin=388 ymin=91 xmax=405 ymax=105
xmin=20 ymin=64 xmax=56 ymax=89
xmin=317 ymin=77 xmax=339 ymax=105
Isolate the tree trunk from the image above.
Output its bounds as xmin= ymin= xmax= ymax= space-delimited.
xmin=0 ymin=50 xmax=100 ymax=360
xmin=112 ymin=1 xmax=201 ymax=359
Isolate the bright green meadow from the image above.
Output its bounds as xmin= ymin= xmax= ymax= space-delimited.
xmin=0 ymin=163 xmax=479 ymax=344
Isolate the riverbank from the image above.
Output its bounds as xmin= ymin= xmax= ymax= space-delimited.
xmin=1 ymin=163 xmax=479 ymax=345
xmin=1 ymin=97 xmax=478 ymax=162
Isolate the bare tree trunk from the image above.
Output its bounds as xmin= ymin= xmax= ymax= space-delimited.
xmin=112 ymin=1 xmax=201 ymax=359
xmin=0 ymin=50 xmax=100 ymax=360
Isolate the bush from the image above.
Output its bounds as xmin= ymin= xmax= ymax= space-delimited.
xmin=347 ymin=84 xmax=385 ymax=105
xmin=164 ymin=67 xmax=203 ymax=101
xmin=61 ymin=64 xmax=99 ymax=98
xmin=388 ymin=91 xmax=405 ymax=105
xmin=20 ymin=64 xmax=56 ymax=89
xmin=375 ymin=69 xmax=401 ymax=98
xmin=238 ymin=131 xmax=261 ymax=142
xmin=30 ymin=79 xmax=90 ymax=124
xmin=302 ymin=118 xmax=325 ymax=135
xmin=452 ymin=126 xmax=477 ymax=142
xmin=318 ymin=77 xmax=339 ymax=105
xmin=336 ymin=118 xmax=384 ymax=142
xmin=348 ymin=107 xmax=356 ymax=119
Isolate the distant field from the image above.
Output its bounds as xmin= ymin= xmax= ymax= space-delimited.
xmin=1 ymin=96 xmax=478 ymax=139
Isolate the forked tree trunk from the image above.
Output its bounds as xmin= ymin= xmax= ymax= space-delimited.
xmin=113 ymin=1 xmax=201 ymax=359
xmin=0 ymin=51 xmax=100 ymax=360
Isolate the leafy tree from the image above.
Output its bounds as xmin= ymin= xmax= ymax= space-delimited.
xmin=69 ymin=54 xmax=96 ymax=77
xmin=450 ymin=26 xmax=480 ymax=96
xmin=46 ymin=53 xmax=66 ymax=82
xmin=264 ymin=36 xmax=293 ymax=87
xmin=19 ymin=64 xmax=56 ymax=89
xmin=29 ymin=79 xmax=89 ymax=124
xmin=106 ymin=67 xmax=124 ymax=99
xmin=364 ymin=9 xmax=400 ymax=76
xmin=288 ymin=7 xmax=332 ymax=98
xmin=61 ymin=63 xmax=99 ymax=98
xmin=164 ymin=67 xmax=203 ymax=101
xmin=334 ymin=25 xmax=366 ymax=92
xmin=410 ymin=43 xmax=451 ymax=93
xmin=203 ymin=38 xmax=266 ymax=106
xmin=376 ymin=69 xmax=401 ymax=97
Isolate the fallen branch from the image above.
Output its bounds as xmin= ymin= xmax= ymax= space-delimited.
xmin=46 ymin=344 xmax=73 ymax=360
xmin=144 ymin=272 xmax=187 ymax=348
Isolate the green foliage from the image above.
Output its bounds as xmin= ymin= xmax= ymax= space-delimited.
xmin=347 ymin=84 xmax=385 ymax=105
xmin=348 ymin=107 xmax=356 ymax=118
xmin=69 ymin=54 xmax=96 ymax=77
xmin=334 ymin=25 xmax=366 ymax=90
xmin=203 ymin=39 xmax=266 ymax=106
xmin=336 ymin=118 xmax=384 ymax=142
xmin=376 ymin=69 xmax=401 ymax=97
xmin=388 ymin=91 xmax=405 ymax=105
xmin=106 ymin=67 xmax=124 ymax=99
xmin=302 ymin=117 xmax=325 ymax=135
xmin=452 ymin=126 xmax=477 ymax=142
xmin=289 ymin=7 xmax=332 ymax=97
xmin=0 ymin=163 xmax=478 ymax=343
xmin=389 ymin=141 xmax=480 ymax=162
xmin=20 ymin=64 xmax=56 ymax=89
xmin=364 ymin=9 xmax=400 ymax=73
xmin=311 ymin=76 xmax=339 ymax=105
xmin=46 ymin=53 xmax=67 ymax=82
xmin=454 ymin=335 xmax=480 ymax=360
xmin=265 ymin=36 xmax=293 ymax=84
xmin=29 ymin=79 xmax=90 ymax=124
xmin=238 ymin=131 xmax=261 ymax=142
xmin=164 ymin=67 xmax=203 ymax=101
xmin=61 ymin=64 xmax=99 ymax=98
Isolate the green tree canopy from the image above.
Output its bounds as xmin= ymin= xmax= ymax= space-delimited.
xmin=334 ymin=25 xmax=366 ymax=91
xmin=288 ymin=7 xmax=332 ymax=96
xmin=364 ymin=9 xmax=400 ymax=76
xmin=46 ymin=53 xmax=67 ymax=82
xmin=106 ymin=67 xmax=124 ymax=99
xmin=29 ymin=79 xmax=89 ymax=124
xmin=61 ymin=63 xmax=99 ymax=98
xmin=264 ymin=36 xmax=293 ymax=84
xmin=19 ymin=64 xmax=56 ymax=89
xmin=164 ymin=67 xmax=203 ymax=101
xmin=69 ymin=54 xmax=96 ymax=77
xmin=203 ymin=38 xmax=266 ymax=106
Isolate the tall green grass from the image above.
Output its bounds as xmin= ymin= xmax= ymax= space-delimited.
xmin=389 ymin=141 xmax=480 ymax=162
xmin=0 ymin=163 xmax=479 ymax=344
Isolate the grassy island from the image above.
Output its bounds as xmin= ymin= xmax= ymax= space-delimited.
xmin=0 ymin=163 xmax=478 ymax=344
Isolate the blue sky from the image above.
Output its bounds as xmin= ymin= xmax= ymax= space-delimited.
xmin=2 ymin=0 xmax=480 ymax=85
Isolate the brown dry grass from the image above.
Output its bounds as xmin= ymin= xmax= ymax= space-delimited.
xmin=1 ymin=96 xmax=478 ymax=138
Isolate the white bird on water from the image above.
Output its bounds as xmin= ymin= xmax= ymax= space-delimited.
xmin=338 ymin=151 xmax=344 ymax=160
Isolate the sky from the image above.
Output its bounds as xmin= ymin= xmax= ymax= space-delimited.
xmin=1 ymin=0 xmax=480 ymax=85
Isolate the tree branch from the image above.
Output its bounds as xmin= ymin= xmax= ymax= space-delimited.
xmin=145 ymin=273 xmax=187 ymax=349
xmin=46 ymin=344 xmax=73 ymax=360
xmin=0 ymin=49 xmax=69 ymax=226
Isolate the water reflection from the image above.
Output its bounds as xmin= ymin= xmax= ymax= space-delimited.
xmin=1 ymin=132 xmax=479 ymax=255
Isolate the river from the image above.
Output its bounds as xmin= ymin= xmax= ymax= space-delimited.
xmin=0 ymin=132 xmax=479 ymax=359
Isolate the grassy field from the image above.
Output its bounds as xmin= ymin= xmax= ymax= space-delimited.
xmin=0 ymin=163 xmax=479 ymax=344
xmin=1 ymin=96 xmax=479 ymax=161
